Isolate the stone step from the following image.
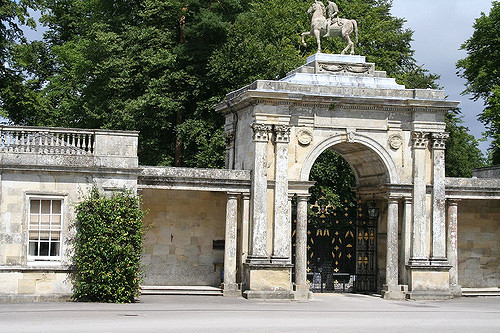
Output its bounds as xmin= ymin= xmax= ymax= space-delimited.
xmin=140 ymin=285 xmax=223 ymax=296
xmin=461 ymin=287 xmax=500 ymax=297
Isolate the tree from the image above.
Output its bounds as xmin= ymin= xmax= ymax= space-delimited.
xmin=445 ymin=109 xmax=485 ymax=177
xmin=0 ymin=0 xmax=37 ymax=118
xmin=4 ymin=0 xmax=244 ymax=166
xmin=5 ymin=0 xmax=484 ymax=177
xmin=457 ymin=1 xmax=500 ymax=164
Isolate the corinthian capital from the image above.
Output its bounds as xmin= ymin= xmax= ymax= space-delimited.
xmin=251 ymin=123 xmax=272 ymax=142
xmin=273 ymin=125 xmax=291 ymax=143
xmin=431 ymin=132 xmax=449 ymax=150
xmin=411 ymin=131 xmax=429 ymax=149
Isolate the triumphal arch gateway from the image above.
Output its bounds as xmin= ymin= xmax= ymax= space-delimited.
xmin=0 ymin=53 xmax=499 ymax=300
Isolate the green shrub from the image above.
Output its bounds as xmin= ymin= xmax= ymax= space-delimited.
xmin=72 ymin=188 xmax=146 ymax=303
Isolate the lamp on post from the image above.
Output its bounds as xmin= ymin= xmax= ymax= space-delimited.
xmin=367 ymin=202 xmax=379 ymax=221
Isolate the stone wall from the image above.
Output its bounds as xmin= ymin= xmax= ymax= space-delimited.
xmin=140 ymin=189 xmax=226 ymax=286
xmin=457 ymin=199 xmax=500 ymax=288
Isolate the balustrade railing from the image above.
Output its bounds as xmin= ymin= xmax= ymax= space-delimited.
xmin=0 ymin=127 xmax=95 ymax=155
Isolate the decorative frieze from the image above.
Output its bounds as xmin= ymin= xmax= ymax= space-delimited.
xmin=273 ymin=125 xmax=291 ymax=143
xmin=251 ymin=123 xmax=272 ymax=142
xmin=431 ymin=132 xmax=449 ymax=150
xmin=411 ymin=131 xmax=429 ymax=149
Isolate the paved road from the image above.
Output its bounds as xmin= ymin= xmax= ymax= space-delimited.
xmin=1 ymin=294 xmax=499 ymax=332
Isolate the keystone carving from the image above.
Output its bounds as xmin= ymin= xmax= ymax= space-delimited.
xmin=411 ymin=131 xmax=429 ymax=149
xmin=251 ymin=123 xmax=272 ymax=142
xmin=273 ymin=125 xmax=291 ymax=143
xmin=431 ymin=132 xmax=449 ymax=150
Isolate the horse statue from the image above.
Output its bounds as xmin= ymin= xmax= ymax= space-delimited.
xmin=301 ymin=0 xmax=358 ymax=54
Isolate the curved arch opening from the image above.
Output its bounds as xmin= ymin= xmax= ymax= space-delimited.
xmin=298 ymin=139 xmax=392 ymax=294
xmin=300 ymin=134 xmax=398 ymax=186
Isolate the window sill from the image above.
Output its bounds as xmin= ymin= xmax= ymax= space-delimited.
xmin=0 ymin=264 xmax=72 ymax=273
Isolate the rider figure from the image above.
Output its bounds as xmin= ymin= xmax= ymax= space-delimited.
xmin=324 ymin=1 xmax=340 ymax=37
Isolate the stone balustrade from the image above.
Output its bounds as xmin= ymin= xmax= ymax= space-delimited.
xmin=0 ymin=126 xmax=95 ymax=155
xmin=0 ymin=126 xmax=139 ymax=170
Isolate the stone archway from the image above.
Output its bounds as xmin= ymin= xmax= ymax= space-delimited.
xmin=300 ymin=133 xmax=399 ymax=185
xmin=216 ymin=53 xmax=459 ymax=300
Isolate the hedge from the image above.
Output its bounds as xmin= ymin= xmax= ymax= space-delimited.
xmin=72 ymin=188 xmax=146 ymax=303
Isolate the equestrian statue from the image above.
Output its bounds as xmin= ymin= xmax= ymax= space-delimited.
xmin=301 ymin=0 xmax=358 ymax=54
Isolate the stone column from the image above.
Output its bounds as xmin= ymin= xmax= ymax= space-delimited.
xmin=287 ymin=194 xmax=294 ymax=259
xmin=400 ymin=198 xmax=412 ymax=285
xmin=383 ymin=197 xmax=404 ymax=299
xmin=410 ymin=131 xmax=429 ymax=262
xmin=295 ymin=195 xmax=310 ymax=294
xmin=431 ymin=133 xmax=449 ymax=260
xmin=241 ymin=193 xmax=251 ymax=263
xmin=272 ymin=125 xmax=291 ymax=263
xmin=447 ymin=199 xmax=462 ymax=296
xmin=224 ymin=192 xmax=239 ymax=296
xmin=247 ymin=123 xmax=272 ymax=263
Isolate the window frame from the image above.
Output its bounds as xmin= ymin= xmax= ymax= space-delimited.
xmin=26 ymin=196 xmax=65 ymax=262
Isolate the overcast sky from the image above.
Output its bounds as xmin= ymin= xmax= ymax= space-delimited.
xmin=391 ymin=0 xmax=494 ymax=154
xmin=22 ymin=1 xmax=494 ymax=153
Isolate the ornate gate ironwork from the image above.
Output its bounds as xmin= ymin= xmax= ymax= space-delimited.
xmin=292 ymin=199 xmax=378 ymax=293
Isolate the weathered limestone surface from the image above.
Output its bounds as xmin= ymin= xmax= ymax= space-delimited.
xmin=472 ymin=165 xmax=500 ymax=179
xmin=457 ymin=199 xmax=500 ymax=288
xmin=140 ymin=189 xmax=226 ymax=286
xmin=223 ymin=193 xmax=239 ymax=296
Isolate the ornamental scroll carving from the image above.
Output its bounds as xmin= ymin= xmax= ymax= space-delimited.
xmin=320 ymin=64 xmax=371 ymax=74
xmin=251 ymin=123 xmax=272 ymax=142
xmin=431 ymin=132 xmax=449 ymax=150
xmin=411 ymin=131 xmax=429 ymax=149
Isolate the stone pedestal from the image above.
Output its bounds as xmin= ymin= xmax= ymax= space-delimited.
xmin=408 ymin=263 xmax=452 ymax=300
xmin=242 ymin=264 xmax=293 ymax=300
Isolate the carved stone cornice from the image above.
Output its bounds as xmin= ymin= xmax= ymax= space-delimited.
xmin=273 ymin=125 xmax=291 ymax=144
xmin=431 ymin=132 xmax=449 ymax=150
xmin=251 ymin=123 xmax=272 ymax=142
xmin=411 ymin=131 xmax=429 ymax=149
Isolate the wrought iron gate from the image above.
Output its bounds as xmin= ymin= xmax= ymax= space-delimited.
xmin=292 ymin=199 xmax=378 ymax=293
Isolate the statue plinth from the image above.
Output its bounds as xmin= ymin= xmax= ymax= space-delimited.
xmin=281 ymin=53 xmax=404 ymax=90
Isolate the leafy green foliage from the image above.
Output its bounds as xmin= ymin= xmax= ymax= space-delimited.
xmin=457 ymin=1 xmax=500 ymax=164
xmin=445 ymin=109 xmax=486 ymax=177
xmin=72 ymin=188 xmax=146 ymax=303
xmin=3 ymin=0 xmax=484 ymax=175
xmin=0 ymin=0 xmax=38 ymax=118
xmin=309 ymin=149 xmax=356 ymax=210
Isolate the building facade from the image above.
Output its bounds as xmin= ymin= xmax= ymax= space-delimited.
xmin=0 ymin=54 xmax=499 ymax=301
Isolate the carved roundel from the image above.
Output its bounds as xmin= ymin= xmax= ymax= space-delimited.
xmin=297 ymin=128 xmax=313 ymax=145
xmin=388 ymin=133 xmax=403 ymax=150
